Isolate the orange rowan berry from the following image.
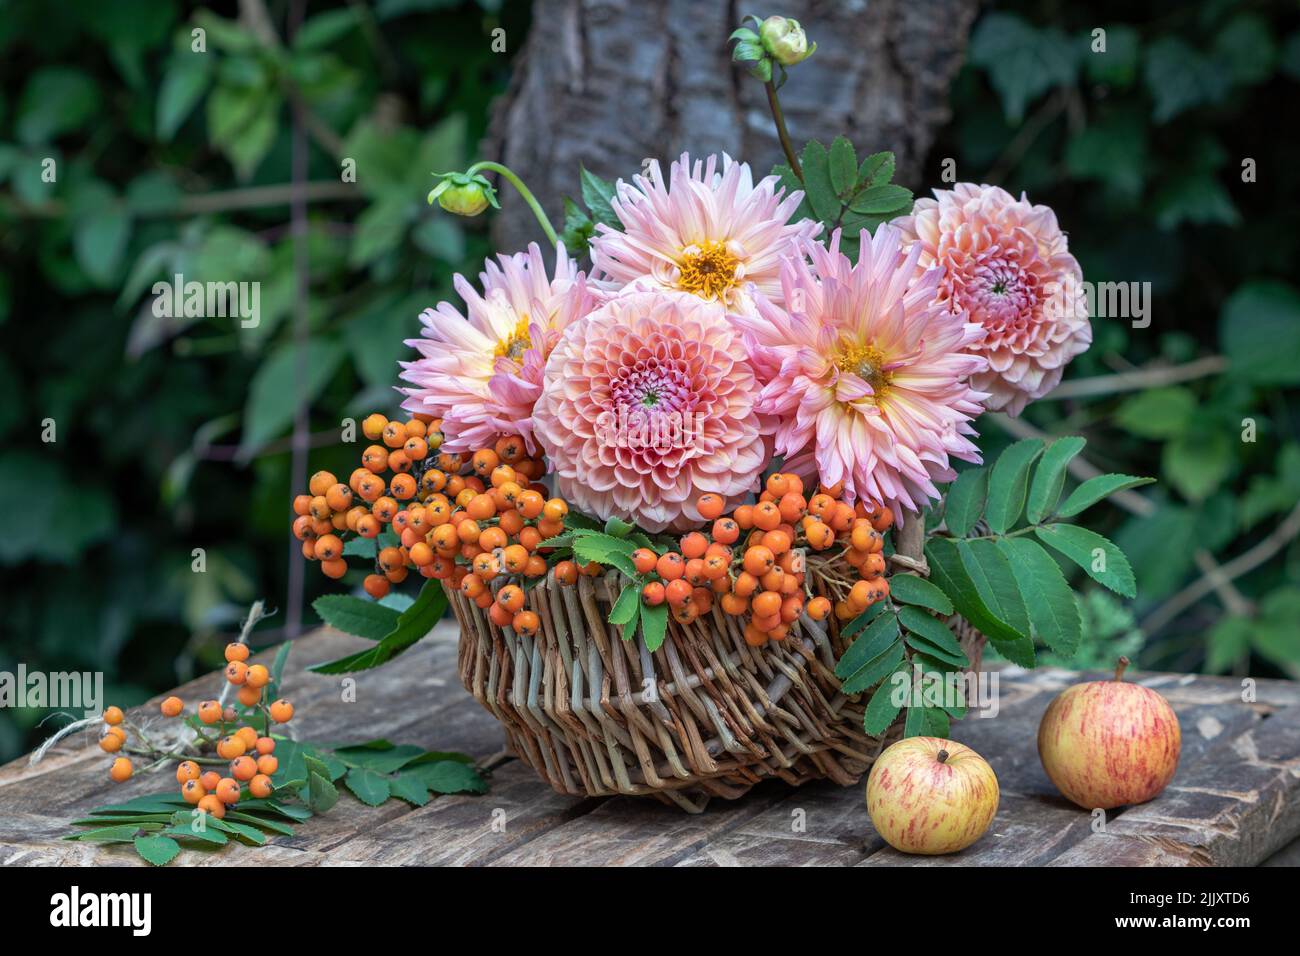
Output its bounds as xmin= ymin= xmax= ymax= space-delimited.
xmin=364 ymin=574 xmax=390 ymax=599
xmin=403 ymin=436 xmax=429 ymax=461
xmin=734 ymin=571 xmax=759 ymax=598
xmin=630 ymin=547 xmax=657 ymax=574
xmin=321 ymin=558 xmax=348 ymax=580
xmin=672 ymin=603 xmax=699 ymax=625
xmin=703 ymin=554 xmax=729 ymax=579
xmin=495 ymin=434 xmax=525 ymax=463
xmin=269 ymin=699 xmax=294 ymax=723
xmin=684 ymin=558 xmax=708 ymax=586
xmin=382 ymin=421 xmax=408 ymax=449
xmin=244 ymin=664 xmax=269 ymax=690
xmin=356 ymin=514 xmax=381 ymax=539
xmin=762 ymin=529 xmax=792 ymax=555
xmin=461 ymin=573 xmax=486 ymax=598
xmin=524 ymin=554 xmax=548 ymax=577
xmin=849 ymin=581 xmax=874 ymax=610
xmin=752 ymin=500 xmax=781 ymax=531
xmin=216 ymin=777 xmax=241 ymax=805
xmin=161 ymin=696 xmax=183 ymax=718
xmin=182 ymin=779 xmax=206 ymax=804
xmin=216 ymin=735 xmax=246 ymax=760
xmin=225 ymin=660 xmax=249 ymax=685
xmin=744 ymin=623 xmax=769 ymax=646
xmin=872 ymin=506 xmax=894 ymax=532
xmin=488 ymin=464 xmax=515 ymax=489
xmin=309 ymin=470 xmax=338 ymax=497
xmin=293 ymin=494 xmax=314 ymax=516
xmin=514 ymin=490 xmax=542 ymax=520
xmin=110 ymin=757 xmax=133 ymax=782
xmin=378 ymin=546 xmax=404 ymax=572
xmin=766 ymin=473 xmax=791 ymax=498
xmin=373 ymin=497 xmax=398 ymax=523
xmin=742 ymin=546 xmax=775 ymax=576
xmin=864 ymin=553 xmax=887 ymax=578
xmin=665 ymin=578 xmax=693 ymax=607
xmin=387 ymin=449 xmax=412 ymax=474
xmin=721 ymin=593 xmax=749 ymax=615
xmin=769 ymin=624 xmax=791 ymax=641
xmin=542 ymin=498 xmax=569 ymax=522
xmin=236 ymin=725 xmax=258 ymax=748
xmin=103 ymin=705 xmax=125 ymax=726
xmin=753 ymin=611 xmax=782 ymax=632
xmin=691 ymin=587 xmax=714 ymax=613
xmin=466 ymin=493 xmax=497 ymax=522
xmin=808 ymin=494 xmax=836 ymax=520
xmin=249 ymin=774 xmax=274 ymax=799
xmin=497 ymin=585 xmax=526 ymax=614
xmin=680 ymin=532 xmax=708 ymax=559
xmin=512 ymin=610 xmax=540 ymax=637
xmin=502 ymin=544 xmax=529 ymax=573
xmin=537 ymin=517 xmax=565 ymax=539
xmin=488 ymin=602 xmax=514 ymax=626
xmin=357 ymin=474 xmax=385 ymax=503
xmin=467 ymin=448 xmax=496 ymax=477
xmin=99 ymin=729 xmax=125 ymax=753
xmin=778 ymin=493 xmax=807 ymax=523
xmin=696 ymin=493 xmax=725 ymax=520
xmin=780 ymin=595 xmax=804 ymax=623
xmin=292 ymin=514 xmax=316 ymax=542
xmin=198 ymin=700 xmax=222 ymax=724
xmin=712 ymin=518 xmax=740 ymax=545
xmin=641 ymin=581 xmax=666 ymax=606
xmin=734 ymin=504 xmax=755 ymax=529
xmin=325 ymin=483 xmax=353 ymax=513
xmin=255 ymin=737 xmax=276 ymax=756
xmin=409 ymin=542 xmax=434 ymax=567
xmin=362 ymin=413 xmax=388 ymax=441
xmin=390 ymin=473 xmax=417 ymax=500
xmin=200 ymin=771 xmax=221 ymax=791
xmin=555 ymin=561 xmax=579 ymax=585
xmin=197 ymin=794 xmax=226 ymax=819
xmin=314 ymin=534 xmax=343 ymax=561
xmin=656 ymin=552 xmax=685 ymax=580
xmin=752 ymin=591 xmax=782 ymax=619
xmin=238 ymin=685 xmax=262 ymax=707
xmin=806 ymin=596 xmax=832 ymax=621
xmin=761 ymin=567 xmax=786 ymax=593
xmin=421 ymin=469 xmax=448 ymax=495
xmin=231 ymin=756 xmax=258 ymax=782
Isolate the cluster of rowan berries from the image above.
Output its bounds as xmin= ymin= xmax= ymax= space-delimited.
xmin=622 ymin=473 xmax=895 ymax=646
xmin=101 ymin=642 xmax=295 ymax=820
xmin=291 ymin=414 xmax=568 ymax=599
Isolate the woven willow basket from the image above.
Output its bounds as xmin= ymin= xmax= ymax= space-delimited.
xmin=447 ymin=519 xmax=985 ymax=812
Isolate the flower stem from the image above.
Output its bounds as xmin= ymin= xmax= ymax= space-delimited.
xmin=467 ymin=160 xmax=560 ymax=248
xmin=764 ymin=81 xmax=802 ymax=179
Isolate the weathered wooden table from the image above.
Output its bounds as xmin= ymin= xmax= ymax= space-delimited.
xmin=3 ymin=622 xmax=1298 ymax=866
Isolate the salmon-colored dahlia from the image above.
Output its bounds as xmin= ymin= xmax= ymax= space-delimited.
xmin=894 ymin=183 xmax=1091 ymax=416
xmin=533 ymin=290 xmax=770 ymax=532
xmin=733 ymin=227 xmax=989 ymax=516
xmin=399 ymin=242 xmax=594 ymax=453
xmin=589 ymin=152 xmax=819 ymax=313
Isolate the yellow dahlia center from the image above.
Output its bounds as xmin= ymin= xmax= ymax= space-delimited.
xmin=834 ymin=342 xmax=892 ymax=403
xmin=494 ymin=316 xmax=532 ymax=362
xmin=676 ymin=241 xmax=739 ymax=300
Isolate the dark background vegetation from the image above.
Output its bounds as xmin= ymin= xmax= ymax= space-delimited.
xmin=1 ymin=0 xmax=1297 ymax=761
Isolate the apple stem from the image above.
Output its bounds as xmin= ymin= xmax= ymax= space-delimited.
xmin=936 ymin=749 xmax=950 ymax=764
xmin=1114 ymin=656 xmax=1130 ymax=682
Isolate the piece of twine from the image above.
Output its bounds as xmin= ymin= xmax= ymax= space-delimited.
xmin=28 ymin=600 xmax=271 ymax=767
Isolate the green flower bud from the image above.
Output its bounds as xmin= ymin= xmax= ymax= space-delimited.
xmin=427 ymin=172 xmax=497 ymax=216
xmin=759 ymin=16 xmax=815 ymax=67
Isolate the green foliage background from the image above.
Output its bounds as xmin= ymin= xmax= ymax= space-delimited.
xmin=1 ymin=0 xmax=1297 ymax=762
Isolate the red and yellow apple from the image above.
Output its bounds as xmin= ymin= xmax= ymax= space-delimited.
xmin=865 ymin=736 xmax=999 ymax=855
xmin=1037 ymin=657 xmax=1181 ymax=810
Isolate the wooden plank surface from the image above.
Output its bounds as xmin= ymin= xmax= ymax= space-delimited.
xmin=1 ymin=623 xmax=1297 ymax=867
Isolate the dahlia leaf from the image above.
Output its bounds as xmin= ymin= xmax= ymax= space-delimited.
xmin=798 ymin=140 xmax=840 ymax=222
xmin=1056 ymin=474 xmax=1156 ymax=518
xmin=1034 ymin=524 xmax=1137 ymax=598
xmin=829 ymin=136 xmax=858 ymax=197
xmin=847 ymin=183 xmax=912 ymax=215
xmin=1026 ymin=436 xmax=1086 ymax=524
xmin=862 ymin=662 xmax=909 ymax=736
xmin=639 ymin=600 xmax=669 ymax=652
xmin=984 ymin=438 xmax=1045 ymax=533
xmin=943 ymin=467 xmax=988 ymax=537
xmin=888 ymin=574 xmax=954 ymax=616
xmin=579 ymin=165 xmax=619 ymax=227
xmin=995 ymin=537 xmax=1082 ymax=656
xmin=834 ymin=611 xmax=900 ymax=683
xmin=898 ymin=607 xmax=967 ymax=663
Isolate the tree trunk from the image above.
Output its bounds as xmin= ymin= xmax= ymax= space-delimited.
xmin=484 ymin=0 xmax=979 ymax=252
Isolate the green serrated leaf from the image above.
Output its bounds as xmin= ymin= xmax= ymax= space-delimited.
xmin=406 ymin=760 xmax=488 ymax=794
xmin=344 ymin=767 xmax=391 ymax=806
xmin=888 ymin=574 xmax=954 ymax=616
xmin=857 ymin=151 xmax=895 ymax=188
xmin=134 ymin=834 xmax=181 ymax=866
xmin=834 ymin=611 xmax=901 ymax=681
xmin=925 ymin=537 xmax=1033 ymax=663
xmin=69 ymin=823 xmax=157 ymax=843
xmin=1057 ymin=474 xmax=1156 ymax=518
xmin=389 ymin=774 xmax=432 ymax=806
xmin=898 ymin=607 xmax=967 ymax=661
xmin=312 ymin=594 xmax=401 ymax=641
xmin=1035 ymin=524 xmax=1136 ymax=598
xmin=944 ymin=468 xmax=988 ymax=537
xmin=225 ymin=810 xmax=296 ymax=836
xmin=1027 ymin=436 xmax=1086 ymax=524
xmin=310 ymin=578 xmax=447 ymax=674
xmin=848 ymin=183 xmax=912 ymax=214
xmin=995 ymin=537 xmax=1082 ymax=656
xmin=307 ymin=771 xmax=340 ymax=813
xmin=829 ymin=136 xmax=858 ymax=197
xmin=639 ymin=600 xmax=669 ymax=652
xmin=580 ymin=166 xmax=619 ymax=227
xmin=985 ymin=438 xmax=1045 ymax=533
xmin=958 ymin=538 xmax=1032 ymax=636
xmin=839 ymin=600 xmax=887 ymax=641
xmin=608 ymin=582 xmax=641 ymax=631
xmin=333 ymin=742 xmax=424 ymax=774
xmin=799 ymin=140 xmax=840 ymax=222
xmin=840 ymin=640 xmax=905 ymax=695
xmin=863 ymin=661 xmax=910 ymax=736
xmin=603 ymin=515 xmax=635 ymax=537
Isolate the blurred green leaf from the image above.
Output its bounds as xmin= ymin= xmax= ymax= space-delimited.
xmin=239 ymin=339 xmax=346 ymax=456
xmin=1163 ymin=429 xmax=1232 ymax=502
xmin=1144 ymin=37 xmax=1230 ymax=122
xmin=1220 ymin=281 xmax=1300 ymax=385
xmin=157 ymin=53 xmax=213 ymax=141
xmin=1114 ymin=386 xmax=1195 ymax=439
xmin=16 ymin=68 xmax=100 ymax=144
xmin=969 ymin=13 xmax=1079 ymax=122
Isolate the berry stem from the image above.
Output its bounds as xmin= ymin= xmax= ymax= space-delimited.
xmin=465 ymin=161 xmax=560 ymax=248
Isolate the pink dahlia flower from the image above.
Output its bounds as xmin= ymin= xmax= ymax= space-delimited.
xmin=399 ymin=242 xmax=594 ymax=453
xmin=893 ymin=183 xmax=1091 ymax=416
xmin=533 ymin=290 xmax=770 ymax=533
xmin=589 ymin=152 xmax=820 ymax=313
xmin=733 ymin=227 xmax=989 ymax=516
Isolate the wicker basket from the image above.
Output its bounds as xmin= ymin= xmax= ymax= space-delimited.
xmin=447 ymin=519 xmax=985 ymax=811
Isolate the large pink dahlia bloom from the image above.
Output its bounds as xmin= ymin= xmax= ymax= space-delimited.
xmin=893 ymin=183 xmax=1091 ymax=416
xmin=533 ymin=290 xmax=770 ymax=533
xmin=733 ymin=227 xmax=990 ymax=516
xmin=399 ymin=242 xmax=594 ymax=453
xmin=589 ymin=152 xmax=819 ymax=313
